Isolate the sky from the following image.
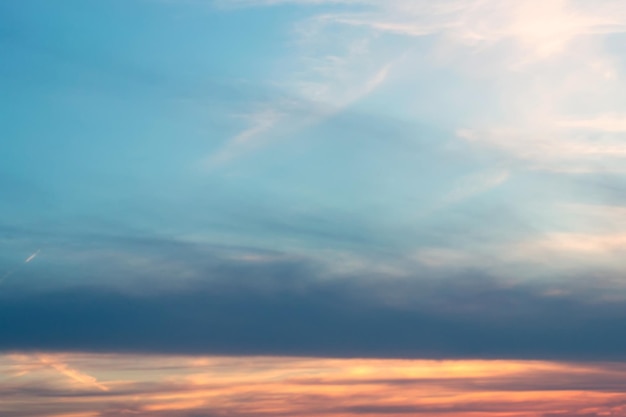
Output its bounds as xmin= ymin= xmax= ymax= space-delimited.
xmin=2 ymin=0 xmax=626 ymax=415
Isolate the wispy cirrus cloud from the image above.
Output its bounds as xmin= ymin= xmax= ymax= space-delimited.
xmin=203 ymin=107 xmax=282 ymax=168
xmin=223 ymin=0 xmax=626 ymax=59
xmin=203 ymin=2 xmax=402 ymax=167
xmin=202 ymin=63 xmax=394 ymax=167
xmin=214 ymin=0 xmax=626 ymax=173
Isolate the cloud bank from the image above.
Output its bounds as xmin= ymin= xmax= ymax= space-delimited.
xmin=2 ymin=249 xmax=626 ymax=361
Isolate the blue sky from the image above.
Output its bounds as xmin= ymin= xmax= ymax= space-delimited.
xmin=2 ymin=0 xmax=626 ymax=359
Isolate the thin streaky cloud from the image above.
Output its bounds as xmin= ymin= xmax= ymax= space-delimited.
xmin=35 ymin=355 xmax=109 ymax=393
xmin=442 ymin=170 xmax=509 ymax=204
xmin=457 ymin=128 xmax=626 ymax=173
xmin=203 ymin=61 xmax=393 ymax=167
xmin=204 ymin=108 xmax=282 ymax=168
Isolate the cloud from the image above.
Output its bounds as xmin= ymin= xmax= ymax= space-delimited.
xmin=4 ymin=199 xmax=626 ymax=360
xmin=215 ymin=0 xmax=626 ymax=174
xmin=557 ymin=114 xmax=626 ymax=133
xmin=4 ymin=354 xmax=626 ymax=417
xmin=34 ymin=355 xmax=108 ymax=392
xmin=202 ymin=58 xmax=394 ymax=166
xmin=441 ymin=169 xmax=509 ymax=204
xmin=203 ymin=107 xmax=282 ymax=168
xmin=202 ymin=0 xmax=402 ymax=167
xmin=225 ymin=0 xmax=626 ymax=60
xmin=3 ymin=262 xmax=626 ymax=360
xmin=415 ymin=228 xmax=626 ymax=282
xmin=457 ymin=128 xmax=626 ymax=173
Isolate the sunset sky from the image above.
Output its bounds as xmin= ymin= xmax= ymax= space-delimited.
xmin=2 ymin=0 xmax=626 ymax=416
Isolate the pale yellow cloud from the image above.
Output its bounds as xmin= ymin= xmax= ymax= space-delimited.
xmin=415 ymin=228 xmax=626 ymax=287
xmin=515 ymin=232 xmax=626 ymax=258
xmin=306 ymin=0 xmax=626 ymax=61
xmin=458 ymin=128 xmax=626 ymax=173
xmin=558 ymin=114 xmax=626 ymax=133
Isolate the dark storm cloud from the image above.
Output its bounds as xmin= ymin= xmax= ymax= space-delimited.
xmin=2 ymin=253 xmax=626 ymax=361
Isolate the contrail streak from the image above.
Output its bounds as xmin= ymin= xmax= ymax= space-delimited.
xmin=24 ymin=249 xmax=40 ymax=263
xmin=0 ymin=249 xmax=41 ymax=283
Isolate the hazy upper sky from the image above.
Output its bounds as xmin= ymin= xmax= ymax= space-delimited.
xmin=3 ymin=0 xmax=626 ymax=361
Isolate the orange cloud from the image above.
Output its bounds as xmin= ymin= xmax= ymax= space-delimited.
xmin=3 ymin=354 xmax=626 ymax=417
